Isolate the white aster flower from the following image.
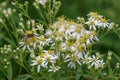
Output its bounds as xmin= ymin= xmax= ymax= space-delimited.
xmin=45 ymin=29 xmax=53 ymax=37
xmin=42 ymin=50 xmax=58 ymax=66
xmin=87 ymin=12 xmax=103 ymax=20
xmin=95 ymin=60 xmax=105 ymax=69
xmin=89 ymin=31 xmax=99 ymax=43
xmin=99 ymin=18 xmax=111 ymax=28
xmin=81 ymin=52 xmax=91 ymax=64
xmin=75 ymin=51 xmax=83 ymax=59
xmin=48 ymin=64 xmax=61 ymax=72
xmin=65 ymin=25 xmax=76 ymax=36
xmin=85 ymin=20 xmax=98 ymax=30
xmin=30 ymin=36 xmax=39 ymax=49
xmin=39 ymin=35 xmax=46 ymax=46
xmin=89 ymin=54 xmax=102 ymax=67
xmin=60 ymin=43 xmax=67 ymax=52
xmin=64 ymin=53 xmax=81 ymax=69
xmin=31 ymin=56 xmax=47 ymax=72
xmin=19 ymin=38 xmax=31 ymax=51
xmin=36 ymin=24 xmax=44 ymax=32
xmin=87 ymin=12 xmax=112 ymax=29
xmin=19 ymin=30 xmax=39 ymax=51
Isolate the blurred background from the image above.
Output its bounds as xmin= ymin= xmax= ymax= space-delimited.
xmin=59 ymin=0 xmax=120 ymax=23
xmin=57 ymin=0 xmax=120 ymax=55
xmin=0 ymin=0 xmax=120 ymax=54
xmin=56 ymin=0 xmax=120 ymax=72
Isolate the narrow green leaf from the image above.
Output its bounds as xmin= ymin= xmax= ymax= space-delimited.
xmin=3 ymin=37 xmax=16 ymax=47
xmin=113 ymin=53 xmax=120 ymax=62
xmin=7 ymin=63 xmax=12 ymax=80
xmin=14 ymin=74 xmax=34 ymax=80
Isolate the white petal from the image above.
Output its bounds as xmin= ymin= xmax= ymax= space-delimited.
xmin=31 ymin=62 xmax=37 ymax=66
xmin=37 ymin=65 xmax=41 ymax=72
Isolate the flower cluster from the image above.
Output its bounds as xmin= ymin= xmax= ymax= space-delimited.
xmin=18 ymin=14 xmax=110 ymax=72
xmin=85 ymin=12 xmax=112 ymax=30
xmin=31 ymin=50 xmax=59 ymax=72
xmin=0 ymin=45 xmax=12 ymax=69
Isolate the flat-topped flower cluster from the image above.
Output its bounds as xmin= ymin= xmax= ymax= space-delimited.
xmin=19 ymin=12 xmax=111 ymax=72
xmin=86 ymin=12 xmax=112 ymax=30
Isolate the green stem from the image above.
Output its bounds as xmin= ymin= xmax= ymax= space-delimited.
xmin=0 ymin=68 xmax=8 ymax=79
xmin=3 ymin=23 xmax=16 ymax=47
xmin=37 ymin=8 xmax=47 ymax=25
xmin=18 ymin=66 xmax=22 ymax=75
xmin=19 ymin=8 xmax=31 ymax=19
xmin=16 ymin=61 xmax=37 ymax=79
xmin=99 ymin=29 xmax=110 ymax=39
xmin=48 ymin=0 xmax=52 ymax=24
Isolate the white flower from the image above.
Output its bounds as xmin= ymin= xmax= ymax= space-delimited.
xmin=19 ymin=30 xmax=39 ymax=51
xmin=89 ymin=54 xmax=102 ymax=68
xmin=64 ymin=53 xmax=81 ymax=69
xmin=39 ymin=38 xmax=52 ymax=46
xmin=19 ymin=38 xmax=31 ymax=51
xmin=81 ymin=52 xmax=91 ymax=64
xmin=31 ymin=56 xmax=47 ymax=72
xmin=48 ymin=64 xmax=61 ymax=72
xmin=86 ymin=12 xmax=112 ymax=29
xmin=39 ymin=35 xmax=46 ymax=46
xmin=82 ymin=52 xmax=105 ymax=69
xmin=77 ymin=30 xmax=99 ymax=45
xmin=30 ymin=36 xmax=39 ymax=49
xmin=45 ymin=29 xmax=53 ymax=37
xmin=38 ymin=0 xmax=47 ymax=5
xmin=95 ymin=60 xmax=105 ymax=69
xmin=36 ymin=24 xmax=44 ymax=32
xmin=71 ymin=46 xmax=77 ymax=52
xmin=42 ymin=50 xmax=58 ymax=66
xmin=60 ymin=43 xmax=67 ymax=52
xmin=87 ymin=12 xmax=103 ymax=21
xmin=89 ymin=31 xmax=99 ymax=43
xmin=46 ymin=38 xmax=53 ymax=45
xmin=65 ymin=25 xmax=76 ymax=36
xmin=99 ymin=18 xmax=111 ymax=28
xmin=85 ymin=20 xmax=98 ymax=30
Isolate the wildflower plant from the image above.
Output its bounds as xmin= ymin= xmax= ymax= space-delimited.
xmin=0 ymin=0 xmax=120 ymax=80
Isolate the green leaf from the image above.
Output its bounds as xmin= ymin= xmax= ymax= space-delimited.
xmin=0 ymin=33 xmax=4 ymax=45
xmin=14 ymin=74 xmax=34 ymax=80
xmin=108 ymin=63 xmax=112 ymax=74
xmin=3 ymin=37 xmax=16 ymax=47
xmin=113 ymin=53 xmax=120 ymax=62
xmin=7 ymin=63 xmax=13 ymax=80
